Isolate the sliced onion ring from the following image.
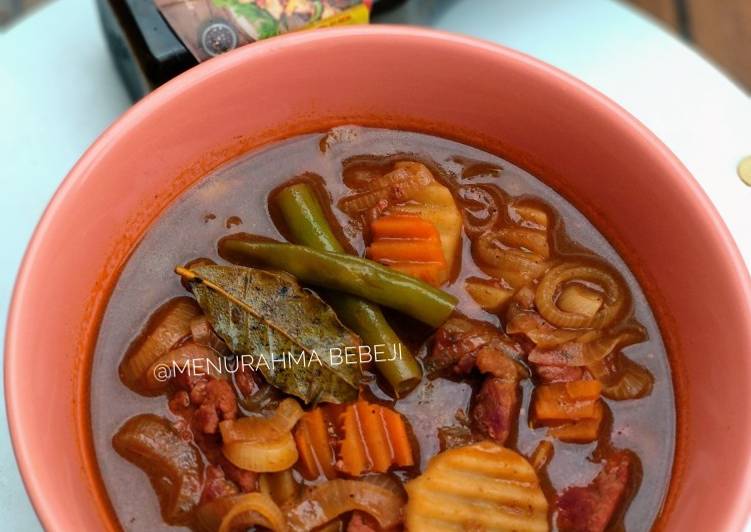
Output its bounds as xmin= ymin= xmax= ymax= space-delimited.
xmin=474 ymin=232 xmax=549 ymax=287
xmin=195 ymin=492 xmax=285 ymax=532
xmin=338 ymin=162 xmax=433 ymax=216
xmin=456 ymin=184 xmax=505 ymax=235
xmin=506 ymin=311 xmax=583 ymax=348
xmin=528 ymin=327 xmax=645 ymax=367
xmin=220 ymin=398 xmax=303 ymax=444
xmin=495 ymin=226 xmax=550 ymax=258
xmin=589 ymin=352 xmax=654 ymax=400
xmin=535 ymin=262 xmax=627 ymax=329
xmin=222 ymin=434 xmax=298 ymax=473
xmin=283 ymin=479 xmax=405 ymax=532
xmin=190 ymin=315 xmax=213 ymax=346
xmin=112 ymin=415 xmax=203 ymax=526
xmin=119 ymin=297 xmax=200 ymax=391
xmin=259 ymin=470 xmax=300 ymax=506
xmin=219 ymin=399 xmax=304 ymax=473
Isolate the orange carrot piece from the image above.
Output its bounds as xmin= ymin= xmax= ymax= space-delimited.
xmin=388 ymin=262 xmax=443 ymax=286
xmin=356 ymin=402 xmax=393 ymax=473
xmin=335 ymin=400 xmax=414 ymax=476
xmin=371 ymin=214 xmax=439 ymax=240
xmin=338 ymin=405 xmax=369 ymax=476
xmin=532 ymin=381 xmax=602 ymax=425
xmin=294 ymin=422 xmax=320 ymax=480
xmin=565 ymin=380 xmax=602 ymax=401
xmin=307 ymin=409 xmax=337 ymax=479
xmin=367 ymin=240 xmax=445 ymax=263
xmin=294 ymin=410 xmax=337 ymax=480
xmin=367 ymin=213 xmax=448 ymax=286
xmin=548 ymin=401 xmax=604 ymax=443
xmin=382 ymin=408 xmax=414 ymax=467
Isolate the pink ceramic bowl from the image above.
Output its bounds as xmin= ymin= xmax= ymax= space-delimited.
xmin=5 ymin=26 xmax=751 ymax=531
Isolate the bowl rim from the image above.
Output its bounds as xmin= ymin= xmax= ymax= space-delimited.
xmin=6 ymin=24 xmax=751 ymax=531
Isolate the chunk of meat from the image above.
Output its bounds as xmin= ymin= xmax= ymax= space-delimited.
xmin=177 ymin=377 xmax=238 ymax=435
xmin=556 ymin=452 xmax=633 ymax=532
xmin=168 ymin=390 xmax=193 ymax=440
xmin=430 ymin=316 xmax=524 ymax=376
xmin=234 ymin=367 xmax=260 ymax=398
xmin=476 ymin=346 xmax=519 ymax=381
xmin=168 ymin=390 xmax=191 ymax=413
xmin=168 ymin=376 xmax=256 ymax=494
xmin=432 ymin=318 xmax=523 ymax=445
xmin=200 ymin=465 xmax=239 ymax=503
xmin=190 ymin=433 xmax=256 ymax=493
xmin=471 ymin=377 xmax=519 ymax=445
xmin=529 ymin=329 xmax=643 ymax=368
xmin=220 ymin=456 xmax=258 ymax=493
xmin=437 ymin=424 xmax=474 ymax=452
xmin=535 ymin=364 xmax=585 ymax=383
xmin=171 ymin=356 xmax=207 ymax=392
xmin=348 ymin=511 xmax=380 ymax=532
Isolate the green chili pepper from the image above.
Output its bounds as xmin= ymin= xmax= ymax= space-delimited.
xmin=273 ymin=183 xmax=423 ymax=395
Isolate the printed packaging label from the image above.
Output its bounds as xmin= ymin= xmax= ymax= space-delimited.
xmin=156 ymin=0 xmax=371 ymax=61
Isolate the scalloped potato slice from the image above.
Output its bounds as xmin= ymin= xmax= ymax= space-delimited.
xmin=405 ymin=441 xmax=549 ymax=531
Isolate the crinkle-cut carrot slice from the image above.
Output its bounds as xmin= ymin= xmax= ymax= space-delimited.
xmin=294 ymin=409 xmax=337 ymax=480
xmin=356 ymin=401 xmax=393 ymax=473
xmin=371 ymin=214 xmax=440 ymax=240
xmin=338 ymin=404 xmax=370 ymax=476
xmin=382 ymin=408 xmax=414 ymax=467
xmin=332 ymin=400 xmax=414 ymax=476
xmin=367 ymin=214 xmax=448 ymax=286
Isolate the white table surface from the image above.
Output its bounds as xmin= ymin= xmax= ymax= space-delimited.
xmin=1 ymin=0 xmax=749 ymax=530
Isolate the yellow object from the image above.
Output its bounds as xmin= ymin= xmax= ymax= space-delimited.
xmin=512 ymin=203 xmax=549 ymax=229
xmin=304 ymin=4 xmax=370 ymax=30
xmin=464 ymin=277 xmax=514 ymax=312
xmin=532 ymin=380 xmax=603 ymax=425
xmin=219 ymin=399 xmax=303 ymax=472
xmin=557 ymin=283 xmax=604 ymax=318
xmin=738 ymin=155 xmax=751 ymax=186
xmin=389 ymin=181 xmax=463 ymax=284
xmin=405 ymin=441 xmax=549 ymax=531
xmin=217 ymin=493 xmax=286 ymax=532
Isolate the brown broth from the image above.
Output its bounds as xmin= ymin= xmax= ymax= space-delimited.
xmin=91 ymin=126 xmax=675 ymax=531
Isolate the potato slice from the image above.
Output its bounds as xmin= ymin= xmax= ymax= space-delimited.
xmin=390 ymin=181 xmax=462 ymax=281
xmin=465 ymin=277 xmax=515 ymax=313
xmin=405 ymin=441 xmax=549 ymax=531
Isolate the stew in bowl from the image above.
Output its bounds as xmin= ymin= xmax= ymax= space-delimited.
xmin=93 ymin=127 xmax=675 ymax=531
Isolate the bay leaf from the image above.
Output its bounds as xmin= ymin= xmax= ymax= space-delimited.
xmin=180 ymin=264 xmax=361 ymax=404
